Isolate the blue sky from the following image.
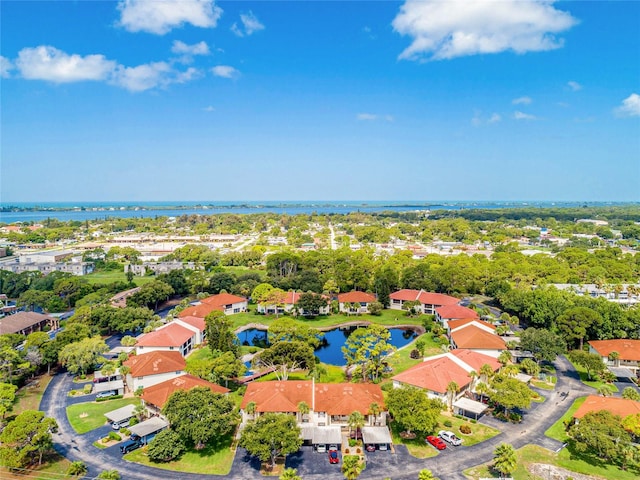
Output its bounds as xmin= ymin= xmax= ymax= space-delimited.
xmin=1 ymin=0 xmax=638 ymax=203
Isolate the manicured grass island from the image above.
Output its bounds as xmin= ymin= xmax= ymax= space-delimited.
xmin=66 ymin=398 xmax=140 ymax=434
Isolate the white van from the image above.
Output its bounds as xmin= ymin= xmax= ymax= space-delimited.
xmin=112 ymin=419 xmax=130 ymax=430
xmin=316 ymin=444 xmax=327 ymax=453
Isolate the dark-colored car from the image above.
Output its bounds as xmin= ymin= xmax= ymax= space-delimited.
xmin=349 ymin=428 xmax=362 ymax=440
xmin=120 ymin=437 xmax=142 ymax=454
xmin=426 ymin=435 xmax=447 ymax=450
xmin=365 ymin=444 xmax=376 ymax=452
xmin=328 ymin=448 xmax=339 ymax=464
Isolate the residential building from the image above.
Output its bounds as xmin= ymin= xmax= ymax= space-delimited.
xmin=588 ymin=339 xmax=640 ymax=371
xmin=338 ymin=291 xmax=377 ymax=314
xmin=123 ymin=351 xmax=186 ymax=392
xmin=573 ymin=395 xmax=640 ymax=419
xmin=0 ymin=311 xmax=58 ymax=335
xmin=449 ymin=323 xmax=507 ymax=358
xmin=256 ymin=291 xmax=330 ymax=316
xmin=173 ymin=316 xmax=207 ymax=345
xmin=140 ymin=374 xmax=230 ymax=416
xmin=200 ymin=293 xmax=248 ymax=315
xmin=135 ymin=322 xmax=196 ymax=357
xmin=126 ymin=261 xmax=198 ymax=276
xmin=389 ymin=289 xmax=459 ymax=315
xmin=435 ymin=305 xmax=479 ymax=328
xmin=110 ymin=287 xmax=141 ymax=308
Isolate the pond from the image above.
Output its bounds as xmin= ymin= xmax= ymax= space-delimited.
xmin=237 ymin=326 xmax=418 ymax=366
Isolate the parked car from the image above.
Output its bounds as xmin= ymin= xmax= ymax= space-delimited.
xmin=438 ymin=430 xmax=462 ymax=446
xmin=365 ymin=444 xmax=376 ymax=452
xmin=328 ymin=447 xmax=339 ymax=464
xmin=112 ymin=419 xmax=130 ymax=430
xmin=317 ymin=444 xmax=327 ymax=453
xmin=96 ymin=390 xmax=117 ymax=399
xmin=426 ymin=435 xmax=447 ymax=450
xmin=120 ymin=437 xmax=142 ymax=454
xmin=349 ymin=428 xmax=362 ymax=440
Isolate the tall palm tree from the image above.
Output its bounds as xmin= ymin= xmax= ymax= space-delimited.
xmin=493 ymin=443 xmax=517 ymax=478
xmin=446 ymin=381 xmax=459 ymax=412
xmin=348 ymin=411 xmax=365 ymax=440
xmin=597 ymin=384 xmax=614 ymax=397
xmin=341 ymin=454 xmax=364 ymax=480
xmin=608 ymin=351 xmax=620 ymax=367
xmin=498 ymin=350 xmax=512 ymax=366
xmin=468 ymin=370 xmax=479 ymax=391
xmin=475 ymin=381 xmax=490 ymax=403
xmin=368 ymin=402 xmax=381 ymax=425
xmin=298 ymin=401 xmax=310 ymax=422
xmin=480 ymin=363 xmax=495 ymax=383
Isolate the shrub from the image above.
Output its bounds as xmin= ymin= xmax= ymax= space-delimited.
xmin=108 ymin=431 xmax=122 ymax=441
xmin=128 ymin=417 xmax=139 ymax=426
xmin=380 ymin=383 xmax=393 ymax=392
xmin=120 ymin=428 xmax=131 ymax=436
xmin=69 ymin=390 xmax=77 ymax=396
xmin=459 ymin=424 xmax=472 ymax=435
xmin=368 ymin=302 xmax=383 ymax=316
xmin=443 ymin=420 xmax=453 ymax=428
xmin=248 ymin=346 xmax=259 ymax=354
xmin=470 ymin=419 xmax=477 ymax=424
xmin=96 ymin=394 xmax=123 ymax=402
xmin=83 ymin=384 xmax=93 ymax=394
xmin=101 ymin=436 xmax=110 ymax=443
xmin=349 ymin=439 xmax=357 ymax=447
xmin=409 ymin=349 xmax=421 ymax=359
xmin=147 ymin=430 xmax=185 ymax=463
xmin=67 ymin=461 xmax=87 ymax=476
xmin=98 ymin=470 xmax=121 ymax=480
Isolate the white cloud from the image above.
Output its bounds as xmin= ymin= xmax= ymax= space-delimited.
xmin=472 ymin=111 xmax=502 ymax=126
xmin=117 ymin=0 xmax=222 ymax=35
xmin=111 ymin=61 xmax=173 ymax=91
xmin=15 ymin=46 xmax=116 ymax=82
xmin=392 ymin=0 xmax=578 ymax=61
xmin=488 ymin=113 xmax=502 ymax=123
xmin=514 ymin=111 xmax=538 ymax=121
xmin=202 ymin=105 xmax=215 ymax=112
xmin=615 ymin=93 xmax=640 ymax=117
xmin=1 ymin=56 xmax=13 ymax=78
xmin=211 ymin=65 xmax=239 ymax=78
xmin=171 ymin=40 xmax=209 ymax=56
xmin=232 ymin=11 xmax=264 ymax=37
xmin=357 ymin=113 xmax=394 ymax=122
xmin=568 ymin=80 xmax=582 ymax=91
xmin=512 ymin=96 xmax=532 ymax=105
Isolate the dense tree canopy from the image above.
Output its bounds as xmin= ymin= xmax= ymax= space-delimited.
xmin=0 ymin=410 xmax=58 ymax=468
xmin=386 ymin=386 xmax=442 ymax=435
xmin=239 ymin=413 xmax=303 ymax=468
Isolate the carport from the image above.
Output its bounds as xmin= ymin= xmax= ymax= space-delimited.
xmin=94 ymin=380 xmax=124 ymax=396
xmin=515 ymin=373 xmax=532 ymax=384
xmin=300 ymin=424 xmax=314 ymax=444
xmin=453 ymin=397 xmax=488 ymax=420
xmin=312 ymin=426 xmax=341 ymax=449
xmin=609 ymin=366 xmax=636 ymax=380
xmin=104 ymin=404 xmax=137 ymax=424
xmin=362 ymin=426 xmax=392 ymax=450
xmin=129 ymin=417 xmax=168 ymax=444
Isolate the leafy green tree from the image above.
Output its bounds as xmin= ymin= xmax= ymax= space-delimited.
xmin=209 ymin=272 xmax=237 ymax=294
xmin=368 ymin=301 xmax=383 ymax=316
xmin=0 ymin=382 xmax=17 ymax=420
xmin=342 ymin=454 xmax=364 ymax=480
xmin=418 ymin=469 xmax=436 ymax=480
xmin=254 ymin=341 xmax=315 ymax=381
xmin=58 ymin=336 xmax=108 ymax=375
xmin=493 ymin=443 xmax=517 ymax=477
xmin=568 ymin=350 xmax=605 ymax=380
xmin=519 ymin=328 xmax=565 ymax=364
xmin=280 ymin=468 xmax=302 ymax=480
xmin=622 ymin=387 xmax=640 ymax=401
xmin=147 ymin=429 xmax=185 ymax=462
xmin=569 ymin=410 xmax=631 ymax=463
xmin=556 ymin=307 xmax=602 ymax=349
xmin=519 ymin=358 xmax=540 ymax=378
xmin=127 ymin=280 xmax=174 ymax=310
xmin=0 ymin=410 xmax=57 ymax=467
xmin=268 ymin=318 xmax=323 ymax=348
xmin=497 ymin=350 xmax=512 ymax=366
xmin=342 ymin=324 xmax=396 ymax=382
xmin=98 ymin=470 xmax=121 ymax=480
xmin=489 ymin=374 xmax=534 ymax=413
xmin=205 ymin=311 xmax=239 ymax=357
xmin=622 ymin=413 xmax=640 ymax=437
xmin=386 ymin=386 xmax=442 ymax=436
xmin=162 ymin=387 xmax=237 ymax=449
xmin=296 ymin=292 xmax=329 ymax=316
xmin=67 ymin=461 xmax=88 ymax=476
xmin=239 ymin=413 xmax=303 ymax=468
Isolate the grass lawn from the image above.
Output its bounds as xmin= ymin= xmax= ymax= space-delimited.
xmin=124 ymin=434 xmax=235 ymax=475
xmin=84 ymin=270 xmax=154 ymax=286
xmin=531 ymin=379 xmax=555 ymax=390
xmin=0 ymin=453 xmax=72 ymax=480
xmin=66 ymin=398 xmax=140 ymax=434
xmin=11 ymin=374 xmax=53 ymax=416
xmin=568 ymin=359 xmax=618 ymax=392
xmin=544 ymin=396 xmax=586 ymax=442
xmin=387 ymin=333 xmax=443 ymax=377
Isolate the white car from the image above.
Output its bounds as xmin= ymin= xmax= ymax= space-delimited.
xmin=438 ymin=430 xmax=462 ymax=446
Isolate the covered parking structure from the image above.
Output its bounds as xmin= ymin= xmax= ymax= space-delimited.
xmin=362 ymin=426 xmax=392 ymax=451
xmin=312 ymin=426 xmax=341 ymax=450
xmin=94 ymin=379 xmax=124 ymax=396
xmin=609 ymin=366 xmax=637 ymax=380
xmin=128 ymin=417 xmax=168 ymax=444
xmin=104 ymin=404 xmax=137 ymax=425
xmin=453 ymin=397 xmax=488 ymax=420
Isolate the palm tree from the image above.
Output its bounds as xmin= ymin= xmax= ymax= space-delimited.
xmin=342 ymin=454 xmax=364 ymax=480
xmin=446 ymin=381 xmax=459 ymax=412
xmin=608 ymin=351 xmax=620 ymax=367
xmin=493 ymin=443 xmax=517 ymax=478
xmin=418 ymin=469 xmax=436 ymax=480
xmin=468 ymin=370 xmax=479 ymax=391
xmin=298 ymin=401 xmax=310 ymax=422
xmin=597 ymin=384 xmax=614 ymax=397
xmin=245 ymin=401 xmax=257 ymax=420
xmin=348 ymin=411 xmax=365 ymax=440
xmin=368 ymin=402 xmax=381 ymax=425
xmin=475 ymin=381 xmax=490 ymax=404
xmin=501 ymin=364 xmax=520 ymax=377
xmin=480 ymin=363 xmax=495 ymax=383
xmin=497 ymin=350 xmax=512 ymax=366
xmin=280 ymin=468 xmax=302 ymax=480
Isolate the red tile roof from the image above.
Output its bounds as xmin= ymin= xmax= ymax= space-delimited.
xmin=390 ymin=289 xmax=459 ymax=306
xmin=177 ymin=316 xmax=206 ymax=333
xmin=284 ymin=291 xmax=302 ymax=305
xmin=240 ymin=381 xmax=385 ymax=415
xmin=436 ymin=305 xmax=479 ymax=320
xmin=178 ymin=303 xmax=221 ymax=318
xmin=392 ymin=354 xmax=474 ymax=393
xmin=448 ymin=319 xmax=496 ymax=332
xmin=123 ymin=351 xmax=185 ymax=377
xmin=141 ymin=374 xmax=229 ymax=409
xmin=574 ymin=395 xmax=640 ymax=419
xmin=450 ymin=326 xmax=506 ymax=351
xmin=136 ymin=323 xmax=194 ymax=348
xmin=450 ymin=349 xmax=501 ymax=372
xmin=201 ymin=293 xmax=247 ymax=307
xmin=338 ymin=291 xmax=377 ymax=303
xmin=588 ymin=340 xmax=640 ymax=361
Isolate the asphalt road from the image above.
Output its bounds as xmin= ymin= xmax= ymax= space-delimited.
xmin=41 ymin=355 xmax=594 ymax=480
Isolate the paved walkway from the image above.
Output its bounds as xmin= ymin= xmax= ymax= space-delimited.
xmin=41 ymin=356 xmax=594 ymax=480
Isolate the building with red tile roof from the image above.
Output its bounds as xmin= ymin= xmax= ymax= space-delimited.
xmin=588 ymin=339 xmax=640 ymax=370
xmin=435 ymin=305 xmax=479 ymax=327
xmin=574 ymin=395 xmax=640 ymax=419
xmin=178 ymin=302 xmax=221 ymax=319
xmin=141 ymin=374 xmax=230 ymax=414
xmin=391 ymin=349 xmax=500 ymax=400
xmin=174 ymin=316 xmax=207 ymax=344
xmin=389 ymin=289 xmax=459 ymax=315
xmin=135 ymin=322 xmax=196 ymax=357
xmin=257 ymin=291 xmax=330 ymax=316
xmin=447 ymin=318 xmax=495 ymax=334
xmin=450 ymin=325 xmax=507 ymax=357
xmin=200 ymin=293 xmax=248 ymax=315
xmin=338 ymin=291 xmax=377 ymax=314
xmin=123 ymin=351 xmax=186 ymax=391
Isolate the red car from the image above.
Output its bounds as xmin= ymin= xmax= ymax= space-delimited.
xmin=426 ymin=435 xmax=447 ymax=450
xmin=328 ymin=449 xmax=339 ymax=464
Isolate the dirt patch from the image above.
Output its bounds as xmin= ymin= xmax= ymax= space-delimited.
xmin=529 ymin=463 xmax=604 ymax=480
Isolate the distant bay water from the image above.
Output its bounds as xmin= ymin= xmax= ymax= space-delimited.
xmin=0 ymin=200 xmax=618 ymax=223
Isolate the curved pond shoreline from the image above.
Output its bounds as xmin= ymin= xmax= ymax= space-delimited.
xmin=235 ymin=321 xmax=426 ymax=336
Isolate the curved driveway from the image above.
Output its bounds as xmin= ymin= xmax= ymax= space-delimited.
xmin=41 ymin=356 xmax=593 ymax=480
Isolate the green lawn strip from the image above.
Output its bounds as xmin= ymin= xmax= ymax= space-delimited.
xmin=12 ymin=374 xmax=53 ymax=415
xmin=387 ymin=333 xmax=442 ymax=376
xmin=436 ymin=415 xmax=500 ymax=447
xmin=567 ymin=359 xmax=618 ymax=392
xmin=124 ymin=435 xmax=234 ymax=475
xmin=84 ymin=270 xmax=154 ymax=285
xmin=66 ymin=398 xmax=140 ymax=434
xmin=531 ymin=380 xmax=555 ymax=390
xmin=544 ymin=396 xmax=586 ymax=441
xmin=0 ymin=453 xmax=72 ymax=480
